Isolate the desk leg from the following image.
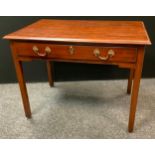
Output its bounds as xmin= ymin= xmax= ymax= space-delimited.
xmin=11 ymin=43 xmax=31 ymax=118
xmin=128 ymin=47 xmax=145 ymax=132
xmin=14 ymin=60 xmax=31 ymax=118
xmin=46 ymin=61 xmax=54 ymax=87
xmin=127 ymin=69 xmax=135 ymax=94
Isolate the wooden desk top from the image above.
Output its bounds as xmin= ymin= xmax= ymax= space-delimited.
xmin=4 ymin=19 xmax=151 ymax=45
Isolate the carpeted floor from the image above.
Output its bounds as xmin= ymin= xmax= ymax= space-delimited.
xmin=0 ymin=79 xmax=155 ymax=139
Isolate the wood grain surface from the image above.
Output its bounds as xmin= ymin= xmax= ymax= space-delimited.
xmin=4 ymin=19 xmax=151 ymax=45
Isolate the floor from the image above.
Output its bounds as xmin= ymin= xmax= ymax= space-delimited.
xmin=1 ymin=79 xmax=155 ymax=139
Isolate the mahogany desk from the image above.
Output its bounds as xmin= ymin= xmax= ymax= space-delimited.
xmin=4 ymin=19 xmax=151 ymax=132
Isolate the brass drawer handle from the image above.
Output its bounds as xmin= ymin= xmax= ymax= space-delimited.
xmin=32 ymin=46 xmax=46 ymax=57
xmin=32 ymin=46 xmax=39 ymax=53
xmin=94 ymin=49 xmax=115 ymax=61
xmin=69 ymin=46 xmax=74 ymax=55
xmin=32 ymin=46 xmax=51 ymax=57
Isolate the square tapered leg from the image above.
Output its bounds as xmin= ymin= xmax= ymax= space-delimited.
xmin=46 ymin=61 xmax=54 ymax=87
xmin=127 ymin=69 xmax=135 ymax=94
xmin=128 ymin=47 xmax=145 ymax=132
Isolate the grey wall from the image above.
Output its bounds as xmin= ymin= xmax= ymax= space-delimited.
xmin=0 ymin=16 xmax=155 ymax=83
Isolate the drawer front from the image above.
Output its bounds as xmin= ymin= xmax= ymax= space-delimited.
xmin=15 ymin=42 xmax=137 ymax=63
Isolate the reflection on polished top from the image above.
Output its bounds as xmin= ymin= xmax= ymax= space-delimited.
xmin=4 ymin=19 xmax=151 ymax=45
